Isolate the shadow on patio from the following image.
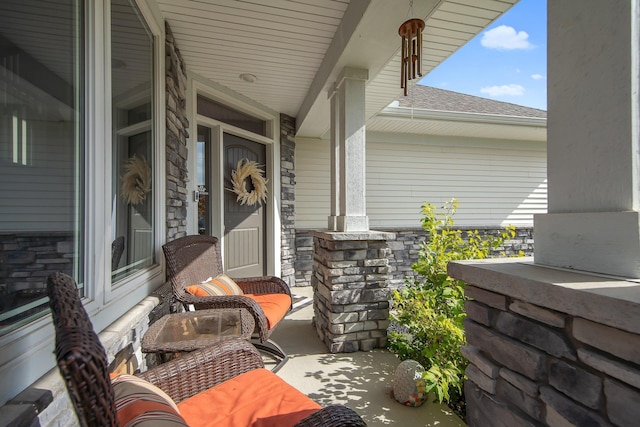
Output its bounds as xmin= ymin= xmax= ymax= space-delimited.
xmin=268 ymin=287 xmax=467 ymax=427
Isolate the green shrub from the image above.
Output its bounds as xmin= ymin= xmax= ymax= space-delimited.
xmin=388 ymin=198 xmax=519 ymax=404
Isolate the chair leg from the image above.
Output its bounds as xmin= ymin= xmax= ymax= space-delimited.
xmin=251 ymin=338 xmax=289 ymax=373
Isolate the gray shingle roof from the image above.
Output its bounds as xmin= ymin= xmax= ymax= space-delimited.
xmin=397 ymin=85 xmax=547 ymax=119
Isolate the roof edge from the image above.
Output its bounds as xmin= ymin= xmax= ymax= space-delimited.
xmin=379 ymin=106 xmax=547 ymax=127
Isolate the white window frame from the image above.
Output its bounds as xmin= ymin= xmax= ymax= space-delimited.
xmin=86 ymin=0 xmax=166 ymax=331
xmin=0 ymin=0 xmax=165 ymax=406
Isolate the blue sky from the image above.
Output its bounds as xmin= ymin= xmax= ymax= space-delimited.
xmin=419 ymin=0 xmax=547 ymax=110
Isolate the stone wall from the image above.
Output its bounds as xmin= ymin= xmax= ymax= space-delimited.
xmin=165 ymin=22 xmax=190 ymax=241
xmin=296 ymin=227 xmax=534 ymax=288
xmin=0 ymin=233 xmax=74 ymax=293
xmin=312 ymin=231 xmax=394 ymax=353
xmin=280 ymin=114 xmax=296 ymax=287
xmin=294 ymin=231 xmax=314 ymax=287
xmin=0 ymin=232 xmax=74 ymax=328
xmin=449 ymin=259 xmax=640 ymax=427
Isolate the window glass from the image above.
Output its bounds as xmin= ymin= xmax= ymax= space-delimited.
xmin=197 ymin=126 xmax=210 ymax=235
xmin=111 ymin=0 xmax=155 ymax=282
xmin=0 ymin=0 xmax=84 ymax=335
xmin=197 ymin=95 xmax=267 ymax=137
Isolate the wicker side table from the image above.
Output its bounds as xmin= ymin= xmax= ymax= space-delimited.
xmin=142 ymin=308 xmax=255 ymax=362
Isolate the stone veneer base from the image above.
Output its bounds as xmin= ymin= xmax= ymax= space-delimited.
xmin=311 ymin=230 xmax=395 ymax=353
xmin=449 ymin=257 xmax=640 ymax=427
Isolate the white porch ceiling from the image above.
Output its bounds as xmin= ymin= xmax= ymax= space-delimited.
xmin=156 ymin=0 xmax=518 ymax=138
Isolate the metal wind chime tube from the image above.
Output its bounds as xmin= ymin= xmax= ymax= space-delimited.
xmin=399 ymin=18 xmax=425 ymax=96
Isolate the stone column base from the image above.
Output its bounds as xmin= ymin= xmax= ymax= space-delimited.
xmin=449 ymin=258 xmax=640 ymax=427
xmin=311 ymin=230 xmax=395 ymax=352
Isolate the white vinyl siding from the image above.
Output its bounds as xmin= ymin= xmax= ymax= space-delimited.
xmin=0 ymin=122 xmax=76 ymax=231
xmin=295 ymin=138 xmax=332 ymax=228
xmin=295 ymin=132 xmax=547 ymax=229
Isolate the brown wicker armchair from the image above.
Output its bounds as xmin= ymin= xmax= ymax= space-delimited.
xmin=47 ymin=272 xmax=366 ymax=427
xmin=162 ymin=235 xmax=292 ymax=365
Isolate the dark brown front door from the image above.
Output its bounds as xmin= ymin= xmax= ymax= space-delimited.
xmin=223 ymin=133 xmax=266 ymax=277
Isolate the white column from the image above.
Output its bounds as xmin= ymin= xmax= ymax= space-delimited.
xmin=328 ymin=83 xmax=340 ymax=230
xmin=328 ymin=67 xmax=369 ymax=232
xmin=534 ymin=0 xmax=640 ymax=277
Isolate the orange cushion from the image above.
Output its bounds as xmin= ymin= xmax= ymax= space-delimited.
xmin=186 ymin=274 xmax=244 ymax=296
xmin=178 ymin=368 xmax=321 ymax=427
xmin=245 ymin=293 xmax=291 ymax=329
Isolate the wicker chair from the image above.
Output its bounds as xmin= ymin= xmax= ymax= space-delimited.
xmin=162 ymin=235 xmax=292 ymax=366
xmin=47 ymin=272 xmax=367 ymax=427
xmin=111 ymin=236 xmax=125 ymax=271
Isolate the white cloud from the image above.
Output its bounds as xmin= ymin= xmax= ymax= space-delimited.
xmin=480 ymin=84 xmax=525 ymax=97
xmin=481 ymin=25 xmax=533 ymax=50
xmin=531 ymin=73 xmax=545 ymax=80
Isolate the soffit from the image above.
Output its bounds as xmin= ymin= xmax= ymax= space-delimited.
xmin=155 ymin=0 xmax=519 ymax=137
xmin=156 ymin=0 xmax=352 ymax=118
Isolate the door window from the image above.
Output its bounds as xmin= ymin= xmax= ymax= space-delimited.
xmin=197 ymin=125 xmax=211 ymax=235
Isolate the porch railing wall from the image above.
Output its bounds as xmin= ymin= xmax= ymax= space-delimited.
xmin=294 ymin=227 xmax=534 ymax=288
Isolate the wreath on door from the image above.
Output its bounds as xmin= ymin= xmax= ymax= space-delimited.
xmin=120 ymin=155 xmax=151 ymax=205
xmin=229 ymin=158 xmax=268 ymax=206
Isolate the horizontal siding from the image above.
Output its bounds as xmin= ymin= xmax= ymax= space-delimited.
xmin=294 ymin=139 xmax=331 ymax=229
xmin=0 ymin=121 xmax=76 ymax=232
xmin=295 ymin=134 xmax=547 ymax=229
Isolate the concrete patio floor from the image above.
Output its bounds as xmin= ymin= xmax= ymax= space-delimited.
xmin=267 ymin=286 xmax=467 ymax=427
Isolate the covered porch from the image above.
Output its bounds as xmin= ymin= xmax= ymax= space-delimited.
xmin=2 ymin=0 xmax=640 ymax=426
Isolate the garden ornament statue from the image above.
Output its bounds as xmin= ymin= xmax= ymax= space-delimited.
xmin=393 ymin=359 xmax=427 ymax=407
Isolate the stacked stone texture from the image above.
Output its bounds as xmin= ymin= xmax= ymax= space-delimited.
xmin=165 ymin=23 xmax=189 ymax=241
xmin=0 ymin=233 xmax=73 ymax=296
xmin=294 ymin=232 xmax=314 ymax=286
xmin=311 ymin=233 xmax=394 ymax=353
xmin=280 ymin=114 xmax=296 ymax=287
xmin=463 ymin=286 xmax=640 ymax=427
xmin=295 ymin=227 xmax=533 ymax=288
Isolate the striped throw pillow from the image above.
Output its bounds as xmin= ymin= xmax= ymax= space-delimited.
xmin=186 ymin=273 xmax=244 ymax=296
xmin=112 ymin=374 xmax=188 ymax=426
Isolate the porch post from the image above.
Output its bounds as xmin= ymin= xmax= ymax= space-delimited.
xmin=450 ymin=3 xmax=640 ymax=425
xmin=328 ymin=67 xmax=369 ymax=232
xmin=534 ymin=0 xmax=640 ymax=278
xmin=328 ymin=82 xmax=340 ymax=230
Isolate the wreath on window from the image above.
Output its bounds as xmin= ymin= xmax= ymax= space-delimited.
xmin=229 ymin=158 xmax=268 ymax=206
xmin=120 ymin=155 xmax=151 ymax=205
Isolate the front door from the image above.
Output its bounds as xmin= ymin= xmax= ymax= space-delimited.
xmin=223 ymin=133 xmax=266 ymax=277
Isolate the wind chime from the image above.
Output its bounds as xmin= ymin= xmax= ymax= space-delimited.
xmin=398 ymin=5 xmax=425 ymax=96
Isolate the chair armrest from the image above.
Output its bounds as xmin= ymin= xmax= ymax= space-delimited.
xmin=294 ymin=405 xmax=367 ymax=427
xmin=234 ymin=275 xmax=292 ymax=298
xmin=137 ymin=338 xmax=264 ymax=403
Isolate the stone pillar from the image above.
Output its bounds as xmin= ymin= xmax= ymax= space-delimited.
xmin=534 ymin=0 xmax=640 ymax=277
xmin=453 ymin=4 xmax=640 ymax=425
xmin=449 ymin=258 xmax=640 ymax=427
xmin=327 ymin=67 xmax=369 ymax=232
xmin=311 ymin=231 xmax=394 ymax=352
xmin=165 ymin=22 xmax=189 ymax=241
xmin=280 ymin=114 xmax=296 ymax=287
